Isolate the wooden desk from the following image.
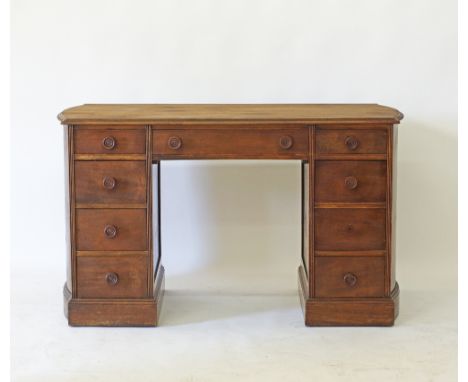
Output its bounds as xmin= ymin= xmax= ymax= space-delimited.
xmin=58 ymin=104 xmax=403 ymax=327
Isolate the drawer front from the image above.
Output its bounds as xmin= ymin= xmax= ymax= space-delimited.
xmin=76 ymin=209 xmax=147 ymax=251
xmin=75 ymin=161 xmax=147 ymax=205
xmin=74 ymin=129 xmax=146 ymax=154
xmin=316 ymin=130 xmax=387 ymax=154
xmin=315 ymin=161 xmax=387 ymax=203
xmin=77 ymin=256 xmax=147 ymax=298
xmin=315 ymin=208 xmax=386 ymax=251
xmin=315 ymin=257 xmax=385 ymax=297
xmin=153 ymin=129 xmax=308 ymax=158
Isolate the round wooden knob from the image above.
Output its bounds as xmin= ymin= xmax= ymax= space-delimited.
xmin=344 ymin=176 xmax=358 ymax=189
xmin=343 ymin=273 xmax=358 ymax=287
xmin=168 ymin=136 xmax=182 ymax=150
xmin=344 ymin=136 xmax=359 ymax=151
xmin=346 ymin=224 xmax=354 ymax=232
xmin=104 ymin=225 xmax=117 ymax=238
xmin=102 ymin=136 xmax=116 ymax=150
xmin=279 ymin=135 xmax=293 ymax=150
xmin=103 ymin=176 xmax=116 ymax=190
xmin=106 ymin=272 xmax=119 ymax=286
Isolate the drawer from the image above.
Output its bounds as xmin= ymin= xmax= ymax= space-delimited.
xmin=74 ymin=129 xmax=146 ymax=154
xmin=75 ymin=161 xmax=147 ymax=205
xmin=76 ymin=209 xmax=147 ymax=251
xmin=316 ymin=130 xmax=387 ymax=154
xmin=77 ymin=256 xmax=147 ymax=298
xmin=315 ymin=257 xmax=385 ymax=297
xmin=315 ymin=161 xmax=386 ymax=203
xmin=315 ymin=208 xmax=386 ymax=251
xmin=153 ymin=128 xmax=308 ymax=158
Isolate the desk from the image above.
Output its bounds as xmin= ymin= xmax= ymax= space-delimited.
xmin=58 ymin=104 xmax=403 ymax=327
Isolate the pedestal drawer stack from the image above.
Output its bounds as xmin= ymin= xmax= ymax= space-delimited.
xmin=303 ymin=124 xmax=398 ymax=326
xmin=65 ymin=125 xmax=158 ymax=326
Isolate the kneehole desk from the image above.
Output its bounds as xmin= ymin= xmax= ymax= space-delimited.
xmin=58 ymin=104 xmax=403 ymax=327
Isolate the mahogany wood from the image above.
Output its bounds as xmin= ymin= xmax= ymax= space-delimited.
xmin=301 ymin=161 xmax=310 ymax=276
xmin=74 ymin=128 xmax=146 ymax=154
xmin=389 ymin=125 xmax=398 ymax=291
xmin=64 ymin=126 xmax=72 ymax=292
xmin=59 ymin=104 xmax=403 ymax=125
xmin=74 ymin=161 xmax=147 ymax=205
xmin=298 ymin=265 xmax=398 ymax=326
xmin=77 ymin=255 xmax=148 ymax=298
xmin=153 ymin=128 xmax=308 ymax=159
xmin=316 ymin=129 xmax=387 ymax=154
xmin=315 ymin=208 xmax=386 ymax=251
xmin=65 ymin=266 xmax=165 ymax=326
xmin=59 ymin=104 xmax=402 ymax=327
xmin=314 ymin=257 xmax=385 ymax=297
xmin=307 ymin=127 xmax=316 ymax=297
xmin=315 ymin=160 xmax=387 ymax=203
xmin=75 ymin=208 xmax=147 ymax=251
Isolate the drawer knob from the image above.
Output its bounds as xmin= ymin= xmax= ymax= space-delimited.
xmin=345 ymin=136 xmax=360 ymax=151
xmin=343 ymin=273 xmax=358 ymax=287
xmin=105 ymin=272 xmax=119 ymax=286
xmin=168 ymin=136 xmax=182 ymax=150
xmin=279 ymin=135 xmax=293 ymax=150
xmin=104 ymin=225 xmax=118 ymax=238
xmin=344 ymin=176 xmax=358 ymax=190
xmin=102 ymin=136 xmax=116 ymax=150
xmin=102 ymin=176 xmax=117 ymax=190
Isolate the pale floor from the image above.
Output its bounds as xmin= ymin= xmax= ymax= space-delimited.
xmin=11 ymin=267 xmax=457 ymax=382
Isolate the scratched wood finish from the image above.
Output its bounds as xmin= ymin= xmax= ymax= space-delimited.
xmin=153 ymin=128 xmax=309 ymax=159
xmin=77 ymin=255 xmax=148 ymax=298
xmin=315 ymin=160 xmax=387 ymax=203
xmin=75 ymin=161 xmax=147 ymax=205
xmin=74 ymin=128 xmax=146 ymax=154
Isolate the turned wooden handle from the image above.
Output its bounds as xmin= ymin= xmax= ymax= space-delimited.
xmin=344 ymin=136 xmax=359 ymax=151
xmin=343 ymin=273 xmax=358 ymax=287
xmin=344 ymin=176 xmax=358 ymax=190
xmin=102 ymin=136 xmax=116 ymax=150
xmin=102 ymin=176 xmax=117 ymax=190
xmin=104 ymin=225 xmax=118 ymax=238
xmin=279 ymin=135 xmax=293 ymax=150
xmin=168 ymin=136 xmax=182 ymax=150
xmin=105 ymin=272 xmax=119 ymax=286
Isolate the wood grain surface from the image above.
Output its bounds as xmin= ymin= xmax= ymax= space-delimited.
xmin=75 ymin=161 xmax=147 ymax=205
xmin=62 ymin=104 xmax=402 ymax=327
xmin=59 ymin=104 xmax=404 ymax=125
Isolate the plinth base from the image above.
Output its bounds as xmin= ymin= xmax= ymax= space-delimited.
xmin=298 ymin=265 xmax=399 ymax=326
xmin=64 ymin=265 xmax=165 ymax=327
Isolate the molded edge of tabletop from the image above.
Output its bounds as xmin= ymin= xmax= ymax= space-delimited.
xmin=57 ymin=104 xmax=404 ymax=125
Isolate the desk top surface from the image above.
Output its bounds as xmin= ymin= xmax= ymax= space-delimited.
xmin=58 ymin=104 xmax=403 ymax=125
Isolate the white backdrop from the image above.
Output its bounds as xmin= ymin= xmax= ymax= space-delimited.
xmin=11 ymin=1 xmax=457 ymax=380
xmin=11 ymin=0 xmax=457 ymax=289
